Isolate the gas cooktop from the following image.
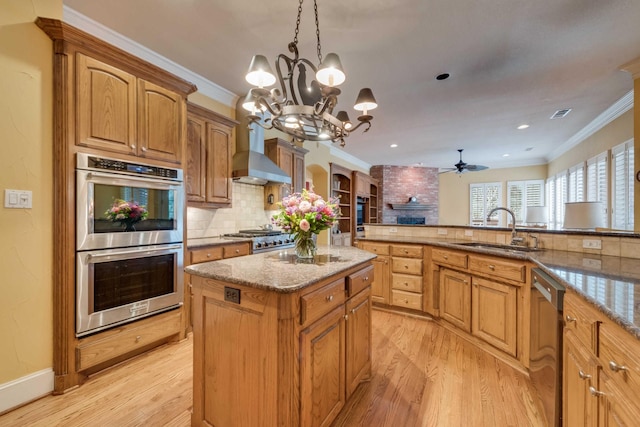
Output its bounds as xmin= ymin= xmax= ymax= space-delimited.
xmin=222 ymin=230 xmax=294 ymax=253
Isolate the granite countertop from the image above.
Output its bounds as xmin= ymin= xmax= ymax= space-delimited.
xmin=185 ymin=245 xmax=376 ymax=293
xmin=187 ymin=236 xmax=253 ymax=248
xmin=358 ymin=235 xmax=640 ymax=339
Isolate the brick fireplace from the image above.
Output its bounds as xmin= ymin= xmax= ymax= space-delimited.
xmin=370 ymin=165 xmax=439 ymax=224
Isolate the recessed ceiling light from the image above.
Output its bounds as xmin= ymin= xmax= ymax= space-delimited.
xmin=517 ymin=124 xmax=529 ymax=130
xmin=390 ymin=143 xmax=398 ymax=148
xmin=503 ymin=153 xmax=510 ymax=157
xmin=435 ymin=73 xmax=450 ymax=81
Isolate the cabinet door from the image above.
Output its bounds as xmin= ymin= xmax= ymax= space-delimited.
xmin=471 ymin=276 xmax=517 ymax=356
xmin=563 ymin=332 xmax=597 ymax=427
xmin=346 ymin=289 xmax=371 ymax=397
xmin=205 ymin=122 xmax=232 ymax=204
xmin=439 ymin=268 xmax=471 ymax=332
xmin=294 ymin=152 xmax=306 ymax=193
xmin=370 ymin=256 xmax=390 ymax=304
xmin=599 ymin=370 xmax=640 ymax=427
xmin=138 ymin=79 xmax=183 ymax=164
xmin=300 ymin=305 xmax=346 ymax=427
xmin=76 ymin=53 xmax=137 ymax=155
xmin=185 ymin=114 xmax=206 ymax=202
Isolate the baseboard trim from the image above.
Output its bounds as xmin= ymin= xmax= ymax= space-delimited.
xmin=0 ymin=368 xmax=54 ymax=414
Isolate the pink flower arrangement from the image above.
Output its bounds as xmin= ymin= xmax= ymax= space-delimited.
xmin=272 ymin=190 xmax=339 ymax=236
xmin=104 ymin=199 xmax=149 ymax=224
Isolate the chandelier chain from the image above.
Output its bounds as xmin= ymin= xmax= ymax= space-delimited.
xmin=314 ymin=0 xmax=322 ymax=63
xmin=293 ymin=0 xmax=303 ymax=45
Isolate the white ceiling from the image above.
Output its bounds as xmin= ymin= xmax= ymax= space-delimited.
xmin=63 ymin=0 xmax=640 ymax=170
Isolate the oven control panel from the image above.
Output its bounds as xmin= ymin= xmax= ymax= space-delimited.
xmin=78 ymin=153 xmax=182 ymax=181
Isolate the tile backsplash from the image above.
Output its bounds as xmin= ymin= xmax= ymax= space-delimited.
xmin=187 ymin=182 xmax=277 ymax=238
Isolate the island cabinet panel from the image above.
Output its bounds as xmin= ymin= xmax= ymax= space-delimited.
xmin=346 ymin=288 xmax=372 ymax=397
xmin=301 ymin=278 xmax=347 ymax=327
xmin=191 ymin=279 xmax=279 ymax=427
xmin=346 ymin=264 xmax=374 ymax=296
xmin=563 ymin=331 xmax=598 ymax=427
xmin=358 ymin=242 xmax=389 ymax=304
xmin=300 ymin=304 xmax=346 ymax=427
xmin=469 ymin=255 xmax=526 ymax=284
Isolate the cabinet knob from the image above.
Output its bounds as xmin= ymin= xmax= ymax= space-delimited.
xmin=404 ymin=299 xmax=409 ymax=304
xmin=206 ymin=253 xmax=211 ymax=258
xmin=235 ymin=249 xmax=240 ymax=253
xmin=404 ymin=282 xmax=409 ymax=286
xmin=130 ymin=144 xmax=136 ymax=149
xmin=443 ymin=255 xmax=449 ymax=259
xmin=488 ymin=264 xmax=496 ymax=270
xmin=326 ymin=295 xmax=334 ymax=302
xmin=404 ymin=265 xmax=409 ymax=269
xmin=565 ymin=315 xmax=576 ymax=323
xmin=141 ymin=146 xmax=147 ymax=152
xmin=578 ymin=370 xmax=591 ymax=380
xmin=344 ymin=314 xmax=349 ymax=320
xmin=135 ymin=335 xmax=141 ymax=343
xmin=609 ymin=361 xmax=629 ymax=373
xmin=588 ymin=386 xmax=604 ymax=397
xmin=403 ymin=250 xmax=408 ymax=254
xmin=364 ymin=276 xmax=369 ymax=281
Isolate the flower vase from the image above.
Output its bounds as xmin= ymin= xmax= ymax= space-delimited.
xmin=122 ymin=221 xmax=137 ymax=232
xmin=294 ymin=232 xmax=317 ymax=259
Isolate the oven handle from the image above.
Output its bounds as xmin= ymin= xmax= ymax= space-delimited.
xmin=85 ymin=244 xmax=183 ymax=264
xmin=83 ymin=170 xmax=183 ymax=190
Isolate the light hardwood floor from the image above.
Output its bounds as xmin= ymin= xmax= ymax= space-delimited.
xmin=0 ymin=310 xmax=545 ymax=427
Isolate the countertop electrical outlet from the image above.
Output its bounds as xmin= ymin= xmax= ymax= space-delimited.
xmin=583 ymin=239 xmax=602 ymax=250
xmin=389 ymin=227 xmax=398 ymax=233
xmin=438 ymin=229 xmax=448 ymax=235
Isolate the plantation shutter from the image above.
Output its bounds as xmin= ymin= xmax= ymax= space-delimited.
xmin=612 ymin=141 xmax=634 ymax=230
xmin=507 ymin=180 xmax=544 ymax=224
xmin=555 ymin=173 xmax=567 ymax=229
xmin=547 ymin=177 xmax=556 ymax=229
xmin=586 ymin=152 xmax=608 ymax=227
xmin=470 ymin=182 xmax=502 ymax=226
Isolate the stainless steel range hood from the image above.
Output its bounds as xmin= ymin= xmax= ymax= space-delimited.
xmin=232 ymin=100 xmax=291 ymax=186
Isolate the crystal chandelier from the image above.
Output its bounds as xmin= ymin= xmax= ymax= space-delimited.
xmin=242 ymin=0 xmax=378 ymax=147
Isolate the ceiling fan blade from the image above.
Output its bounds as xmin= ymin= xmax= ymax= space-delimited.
xmin=465 ymin=164 xmax=489 ymax=171
xmin=438 ymin=168 xmax=457 ymax=174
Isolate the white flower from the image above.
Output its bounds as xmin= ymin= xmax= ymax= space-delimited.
xmin=299 ymin=201 xmax=312 ymax=213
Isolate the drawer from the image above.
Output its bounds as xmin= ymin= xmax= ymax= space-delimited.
xmin=468 ymin=255 xmax=525 ymax=283
xmin=563 ymin=293 xmax=597 ymax=351
xmin=599 ymin=321 xmax=640 ymax=396
xmin=391 ymin=244 xmax=423 ymax=258
xmin=300 ymin=278 xmax=346 ymax=326
xmin=432 ymin=249 xmax=468 ymax=269
xmin=391 ymin=273 xmax=423 ymax=293
xmin=77 ymin=310 xmax=182 ymax=371
xmin=190 ymin=246 xmax=223 ymax=264
xmin=391 ymin=290 xmax=423 ymax=311
xmin=223 ymin=242 xmax=251 ymax=258
xmin=391 ymin=257 xmax=423 ymax=275
xmin=347 ymin=265 xmax=374 ymax=296
xmin=360 ymin=242 xmax=390 ymax=256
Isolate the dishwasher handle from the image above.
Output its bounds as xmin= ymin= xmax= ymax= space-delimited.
xmin=531 ymin=268 xmax=565 ymax=311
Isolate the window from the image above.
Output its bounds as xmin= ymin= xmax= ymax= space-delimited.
xmin=507 ymin=180 xmax=545 ymax=224
xmin=553 ymin=172 xmax=567 ymax=229
xmin=586 ymin=152 xmax=608 ymax=227
xmin=470 ymin=182 xmax=502 ymax=226
xmin=567 ymin=163 xmax=584 ymax=203
xmin=611 ymin=140 xmax=634 ymax=230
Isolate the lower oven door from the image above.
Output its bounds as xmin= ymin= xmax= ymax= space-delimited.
xmin=76 ymin=243 xmax=184 ymax=337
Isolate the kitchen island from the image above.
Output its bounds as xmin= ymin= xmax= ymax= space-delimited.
xmin=185 ymin=245 xmax=376 ymax=427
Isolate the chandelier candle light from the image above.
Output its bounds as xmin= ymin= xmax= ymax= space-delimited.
xmin=243 ymin=0 xmax=378 ymax=147
xmin=272 ymin=190 xmax=339 ymax=259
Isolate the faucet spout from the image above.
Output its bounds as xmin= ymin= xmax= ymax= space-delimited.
xmin=487 ymin=207 xmax=520 ymax=244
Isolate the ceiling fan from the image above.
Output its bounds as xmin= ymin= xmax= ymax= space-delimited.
xmin=440 ymin=149 xmax=489 ymax=174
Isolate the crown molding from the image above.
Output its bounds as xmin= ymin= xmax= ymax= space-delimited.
xmin=547 ymin=90 xmax=634 ymax=162
xmin=62 ymin=6 xmax=238 ymax=107
xmin=327 ymin=145 xmax=372 ymax=171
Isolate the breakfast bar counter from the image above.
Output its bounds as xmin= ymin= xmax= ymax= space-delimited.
xmin=187 ymin=245 xmax=376 ymax=427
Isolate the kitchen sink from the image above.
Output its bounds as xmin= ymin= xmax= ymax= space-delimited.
xmin=454 ymin=242 xmax=542 ymax=252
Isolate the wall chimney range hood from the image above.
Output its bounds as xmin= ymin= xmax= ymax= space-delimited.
xmin=232 ymin=105 xmax=292 ymax=186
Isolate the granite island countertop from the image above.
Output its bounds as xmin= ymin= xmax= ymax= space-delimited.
xmin=185 ymin=245 xmax=376 ymax=293
xmin=358 ymin=235 xmax=640 ymax=339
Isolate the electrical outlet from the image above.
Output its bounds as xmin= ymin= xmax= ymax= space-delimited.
xmin=582 ymin=258 xmax=602 ymax=269
xmin=582 ymin=239 xmax=602 ymax=250
xmin=224 ymin=287 xmax=241 ymax=304
xmin=389 ymin=227 xmax=397 ymax=233
xmin=437 ymin=229 xmax=448 ymax=235
xmin=464 ymin=229 xmax=473 ymax=237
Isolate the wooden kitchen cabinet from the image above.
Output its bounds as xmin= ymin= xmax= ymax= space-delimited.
xmin=345 ymin=288 xmax=372 ymax=398
xmin=264 ymin=138 xmax=308 ymax=209
xmin=439 ymin=268 xmax=472 ymax=332
xmin=331 ymin=163 xmax=353 ymax=245
xmin=76 ymin=53 xmax=185 ymax=165
xmin=186 ymin=102 xmax=238 ymax=207
xmin=391 ymin=244 xmax=424 ymax=311
xmin=358 ymin=242 xmax=390 ymax=304
xmin=563 ymin=290 xmax=640 ymax=427
xmin=471 ymin=276 xmax=517 ymax=357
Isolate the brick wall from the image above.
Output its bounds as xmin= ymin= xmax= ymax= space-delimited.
xmin=370 ymin=165 xmax=439 ymax=224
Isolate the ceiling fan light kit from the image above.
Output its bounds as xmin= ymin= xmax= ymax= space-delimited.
xmin=242 ymin=0 xmax=377 ymax=147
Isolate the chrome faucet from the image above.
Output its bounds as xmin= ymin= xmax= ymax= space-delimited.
xmin=487 ymin=207 xmax=524 ymax=245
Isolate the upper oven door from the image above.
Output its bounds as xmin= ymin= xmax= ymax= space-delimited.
xmin=76 ymin=169 xmax=184 ymax=251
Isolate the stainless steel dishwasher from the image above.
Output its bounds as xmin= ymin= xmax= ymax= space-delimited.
xmin=529 ymin=268 xmax=565 ymax=427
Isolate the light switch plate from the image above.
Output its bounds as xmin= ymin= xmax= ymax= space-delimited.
xmin=4 ymin=189 xmax=32 ymax=209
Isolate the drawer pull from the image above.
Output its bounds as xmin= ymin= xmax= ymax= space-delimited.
xmin=404 ymin=265 xmax=409 ymax=269
xmin=588 ymin=386 xmax=604 ymax=397
xmin=578 ymin=370 xmax=591 ymax=380
xmin=609 ymin=361 xmax=629 ymax=373
xmin=488 ymin=264 xmax=496 ymax=270
xmin=207 ymin=253 xmax=211 ymax=258
xmin=326 ymin=295 xmax=334 ymax=302
xmin=130 ymin=144 xmax=136 ymax=149
xmin=135 ymin=335 xmax=141 ymax=343
xmin=141 ymin=146 xmax=147 ymax=152
xmin=235 ymin=249 xmax=240 ymax=253
xmin=565 ymin=315 xmax=576 ymax=323
xmin=404 ymin=282 xmax=409 ymax=286
xmin=443 ymin=255 xmax=449 ymax=259
xmin=403 ymin=249 xmax=409 ymax=254
xmin=404 ymin=299 xmax=409 ymax=304
xmin=364 ymin=276 xmax=369 ymax=282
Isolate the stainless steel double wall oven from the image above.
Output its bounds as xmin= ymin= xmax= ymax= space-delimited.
xmin=75 ymin=153 xmax=184 ymax=337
